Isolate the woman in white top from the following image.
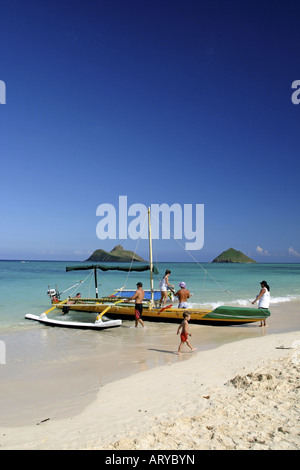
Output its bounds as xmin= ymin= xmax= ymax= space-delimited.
xmin=159 ymin=270 xmax=174 ymax=307
xmin=252 ymin=280 xmax=270 ymax=326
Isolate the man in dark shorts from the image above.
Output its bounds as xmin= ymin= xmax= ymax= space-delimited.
xmin=130 ymin=282 xmax=145 ymax=328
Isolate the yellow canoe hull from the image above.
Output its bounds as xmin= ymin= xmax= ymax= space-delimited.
xmin=57 ymin=302 xmax=209 ymax=321
xmin=55 ymin=300 xmax=270 ymax=324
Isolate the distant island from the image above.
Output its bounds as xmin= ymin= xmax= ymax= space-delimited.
xmin=212 ymin=248 xmax=256 ymax=263
xmin=85 ymin=245 xmax=146 ymax=263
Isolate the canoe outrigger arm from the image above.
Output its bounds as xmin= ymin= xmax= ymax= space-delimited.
xmin=95 ymin=299 xmax=125 ymax=322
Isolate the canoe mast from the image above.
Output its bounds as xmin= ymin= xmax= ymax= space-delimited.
xmin=148 ymin=206 xmax=154 ymax=307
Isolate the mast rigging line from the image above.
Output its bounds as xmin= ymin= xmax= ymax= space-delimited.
xmin=63 ymin=269 xmax=94 ymax=298
xmin=149 ymin=211 xmax=232 ymax=295
xmin=122 ymin=213 xmax=147 ymax=291
xmin=86 ymin=208 xmax=232 ymax=296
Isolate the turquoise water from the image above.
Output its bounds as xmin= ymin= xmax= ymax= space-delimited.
xmin=1 ymin=260 xmax=300 ymax=328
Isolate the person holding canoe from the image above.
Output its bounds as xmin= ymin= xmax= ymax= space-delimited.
xmin=159 ymin=270 xmax=174 ymax=307
xmin=252 ymin=280 xmax=270 ymax=327
xmin=174 ymin=282 xmax=190 ymax=309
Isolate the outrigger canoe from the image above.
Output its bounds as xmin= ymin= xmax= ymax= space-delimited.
xmin=55 ymin=289 xmax=270 ymax=326
xmin=27 ymin=207 xmax=270 ymax=328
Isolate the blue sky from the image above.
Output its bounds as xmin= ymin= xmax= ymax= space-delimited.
xmin=0 ymin=0 xmax=299 ymax=262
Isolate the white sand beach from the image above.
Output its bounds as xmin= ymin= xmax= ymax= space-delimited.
xmin=1 ymin=323 xmax=299 ymax=450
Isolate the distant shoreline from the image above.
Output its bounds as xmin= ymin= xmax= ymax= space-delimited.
xmin=1 ymin=259 xmax=300 ymax=264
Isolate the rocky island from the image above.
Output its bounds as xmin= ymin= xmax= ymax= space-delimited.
xmin=212 ymin=248 xmax=256 ymax=263
xmin=85 ymin=245 xmax=146 ymax=263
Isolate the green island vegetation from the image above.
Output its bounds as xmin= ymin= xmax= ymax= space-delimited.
xmin=85 ymin=245 xmax=145 ymax=263
xmin=212 ymin=248 xmax=256 ymax=263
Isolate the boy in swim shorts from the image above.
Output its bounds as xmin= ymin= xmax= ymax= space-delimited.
xmin=130 ymin=282 xmax=145 ymax=328
xmin=176 ymin=312 xmax=196 ymax=356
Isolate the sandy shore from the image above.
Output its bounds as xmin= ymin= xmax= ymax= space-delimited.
xmin=1 ymin=327 xmax=299 ymax=450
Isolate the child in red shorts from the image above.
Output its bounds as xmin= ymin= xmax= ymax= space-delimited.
xmin=176 ymin=312 xmax=196 ymax=356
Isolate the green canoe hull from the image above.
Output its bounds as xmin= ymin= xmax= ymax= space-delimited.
xmin=203 ymin=306 xmax=271 ymax=324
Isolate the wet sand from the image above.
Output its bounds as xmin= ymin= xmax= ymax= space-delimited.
xmin=0 ymin=302 xmax=299 ymax=449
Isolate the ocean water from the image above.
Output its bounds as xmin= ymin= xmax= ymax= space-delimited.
xmin=1 ymin=260 xmax=300 ymax=328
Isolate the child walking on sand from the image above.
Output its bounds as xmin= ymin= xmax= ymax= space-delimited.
xmin=177 ymin=312 xmax=197 ymax=356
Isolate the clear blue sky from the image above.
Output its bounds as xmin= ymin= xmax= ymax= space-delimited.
xmin=1 ymin=0 xmax=299 ymax=262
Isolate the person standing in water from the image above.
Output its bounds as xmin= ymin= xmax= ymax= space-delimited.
xmin=252 ymin=280 xmax=270 ymax=326
xmin=174 ymin=282 xmax=190 ymax=309
xmin=130 ymin=282 xmax=145 ymax=328
xmin=159 ymin=270 xmax=174 ymax=307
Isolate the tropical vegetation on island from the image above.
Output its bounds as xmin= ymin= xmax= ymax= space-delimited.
xmin=86 ymin=245 xmax=145 ymax=263
xmin=212 ymin=248 xmax=256 ymax=263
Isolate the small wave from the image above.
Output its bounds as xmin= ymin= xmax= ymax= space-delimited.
xmin=234 ymin=299 xmax=252 ymax=307
xmin=194 ymin=301 xmax=225 ymax=309
xmin=176 ymin=295 xmax=300 ymax=310
xmin=270 ymin=296 xmax=298 ymax=304
xmin=234 ymin=296 xmax=300 ymax=306
xmin=195 ymin=296 xmax=300 ymax=309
